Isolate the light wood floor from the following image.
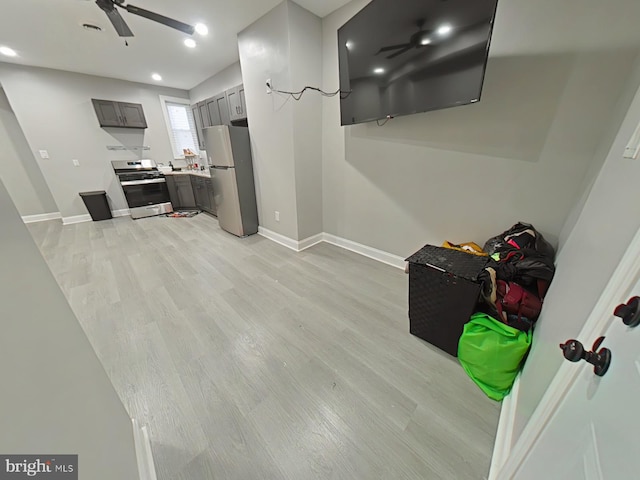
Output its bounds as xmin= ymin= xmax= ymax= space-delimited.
xmin=28 ymin=214 xmax=500 ymax=480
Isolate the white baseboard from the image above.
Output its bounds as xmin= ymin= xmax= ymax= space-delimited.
xmin=132 ymin=418 xmax=157 ymax=480
xmin=298 ymin=233 xmax=324 ymax=251
xmin=323 ymin=233 xmax=406 ymax=270
xmin=21 ymin=212 xmax=61 ymax=224
xmin=62 ymin=214 xmax=92 ymax=225
xmin=488 ymin=375 xmax=521 ymax=480
xmin=113 ymin=208 xmax=131 ymax=218
xmin=258 ymin=227 xmax=301 ymax=252
xmin=62 ymin=209 xmax=130 ymax=225
xmin=258 ymin=227 xmax=406 ymax=270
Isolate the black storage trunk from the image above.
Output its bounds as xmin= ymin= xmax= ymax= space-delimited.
xmin=79 ymin=191 xmax=112 ymax=221
xmin=406 ymin=245 xmax=488 ymax=357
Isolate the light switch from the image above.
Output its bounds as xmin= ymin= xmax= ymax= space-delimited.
xmin=72 ymin=159 xmax=80 ymax=167
xmin=39 ymin=150 xmax=49 ymax=159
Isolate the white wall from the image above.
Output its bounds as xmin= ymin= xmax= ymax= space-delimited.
xmin=0 ymin=88 xmax=57 ymax=216
xmin=512 ymin=61 xmax=640 ymax=443
xmin=0 ymin=178 xmax=139 ymax=479
xmin=189 ymin=62 xmax=244 ymax=104
xmin=0 ymin=63 xmax=189 ymax=218
xmin=322 ymin=1 xmax=639 ymax=258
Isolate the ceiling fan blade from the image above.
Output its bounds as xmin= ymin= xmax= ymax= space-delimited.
xmin=376 ymin=43 xmax=412 ymax=55
xmin=96 ymin=0 xmax=134 ymax=37
xmin=125 ymin=4 xmax=195 ymax=35
xmin=386 ymin=46 xmax=413 ymax=59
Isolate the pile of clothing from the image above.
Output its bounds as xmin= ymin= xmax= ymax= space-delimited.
xmin=453 ymin=222 xmax=556 ymax=401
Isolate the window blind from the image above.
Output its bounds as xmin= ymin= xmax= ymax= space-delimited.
xmin=166 ymin=102 xmax=199 ymax=157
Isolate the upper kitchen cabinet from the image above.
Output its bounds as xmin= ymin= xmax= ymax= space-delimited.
xmin=206 ymin=97 xmax=221 ymax=126
xmin=91 ymin=99 xmax=147 ymax=129
xmin=191 ymin=104 xmax=205 ymax=150
xmin=214 ymin=93 xmax=231 ymax=126
xmin=198 ymin=101 xmax=211 ymax=128
xmin=226 ymin=85 xmax=246 ymax=122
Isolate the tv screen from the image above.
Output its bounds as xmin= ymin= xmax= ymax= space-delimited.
xmin=338 ymin=0 xmax=499 ymax=125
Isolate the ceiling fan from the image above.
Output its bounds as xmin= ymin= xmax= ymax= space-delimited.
xmin=376 ymin=19 xmax=433 ymax=60
xmin=95 ymin=0 xmax=195 ymax=38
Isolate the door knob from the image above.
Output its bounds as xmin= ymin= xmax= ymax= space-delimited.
xmin=614 ymin=296 xmax=640 ymax=327
xmin=559 ymin=336 xmax=612 ymax=377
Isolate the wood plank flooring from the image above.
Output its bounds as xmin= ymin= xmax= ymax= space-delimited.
xmin=28 ymin=214 xmax=500 ymax=480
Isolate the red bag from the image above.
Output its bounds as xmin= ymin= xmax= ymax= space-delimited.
xmin=496 ymin=280 xmax=542 ymax=322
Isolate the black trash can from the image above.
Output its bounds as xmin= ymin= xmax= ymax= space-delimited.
xmin=79 ymin=191 xmax=112 ymax=221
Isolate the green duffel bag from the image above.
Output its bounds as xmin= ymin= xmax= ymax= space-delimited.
xmin=458 ymin=312 xmax=532 ymax=401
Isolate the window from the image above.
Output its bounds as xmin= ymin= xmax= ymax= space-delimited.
xmin=159 ymin=96 xmax=199 ymax=158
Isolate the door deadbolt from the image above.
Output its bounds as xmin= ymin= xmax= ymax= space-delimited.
xmin=559 ymin=336 xmax=612 ymax=377
xmin=614 ymin=297 xmax=640 ymax=328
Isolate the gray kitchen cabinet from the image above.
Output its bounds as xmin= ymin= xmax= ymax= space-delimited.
xmin=191 ymin=105 xmax=205 ymax=150
xmin=174 ymin=175 xmax=196 ymax=209
xmin=206 ymin=98 xmax=221 ymax=126
xmin=119 ymin=102 xmax=147 ymax=128
xmin=214 ymin=93 xmax=231 ymax=126
xmin=166 ymin=175 xmax=180 ymax=208
xmin=191 ymin=176 xmax=212 ymax=212
xmin=198 ymin=101 xmax=211 ymax=128
xmin=91 ymin=99 xmax=147 ymax=129
xmin=227 ymin=85 xmax=247 ymax=122
xmin=206 ymin=178 xmax=217 ymax=216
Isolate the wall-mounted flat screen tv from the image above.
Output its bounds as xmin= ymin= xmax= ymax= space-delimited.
xmin=338 ymin=0 xmax=499 ymax=125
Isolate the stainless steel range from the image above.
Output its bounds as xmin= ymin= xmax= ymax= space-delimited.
xmin=112 ymin=160 xmax=173 ymax=219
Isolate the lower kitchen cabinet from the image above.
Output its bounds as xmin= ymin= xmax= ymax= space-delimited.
xmin=167 ymin=174 xmax=216 ymax=214
xmin=206 ymin=180 xmax=217 ymax=216
xmin=191 ymin=176 xmax=210 ymax=212
xmin=174 ymin=176 xmax=197 ymax=209
xmin=166 ymin=175 xmax=180 ymax=208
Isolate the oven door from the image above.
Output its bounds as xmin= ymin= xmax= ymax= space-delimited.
xmin=120 ymin=178 xmax=170 ymax=208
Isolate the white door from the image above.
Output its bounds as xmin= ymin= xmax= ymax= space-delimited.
xmin=504 ymin=241 xmax=640 ymax=479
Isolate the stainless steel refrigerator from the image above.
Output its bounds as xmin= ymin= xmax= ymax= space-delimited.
xmin=204 ymin=125 xmax=258 ymax=237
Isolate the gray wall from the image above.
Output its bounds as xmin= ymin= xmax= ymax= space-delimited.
xmin=0 ymin=178 xmax=139 ymax=479
xmin=512 ymin=64 xmax=640 ymax=444
xmin=239 ymin=1 xmax=324 ymax=241
xmin=322 ymin=1 xmax=638 ymax=257
xmin=558 ymin=51 xmax=640 ymax=250
xmin=0 ymin=88 xmax=57 ymax=216
xmin=189 ymin=62 xmax=244 ymax=104
xmin=289 ymin=1 xmax=324 ymax=240
xmin=0 ymin=62 xmax=189 ymax=219
xmin=239 ymin=1 xmax=299 ymax=239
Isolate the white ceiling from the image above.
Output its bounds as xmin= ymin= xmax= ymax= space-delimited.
xmin=0 ymin=0 xmax=351 ymax=91
xmin=1 ymin=0 xmax=639 ymax=92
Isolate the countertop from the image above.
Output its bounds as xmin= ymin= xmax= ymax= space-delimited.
xmin=164 ymin=170 xmax=211 ymax=179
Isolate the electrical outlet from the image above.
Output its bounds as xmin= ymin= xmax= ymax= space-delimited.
xmin=266 ymin=78 xmax=272 ymax=94
xmin=72 ymin=159 xmax=80 ymax=167
xmin=39 ymin=150 xmax=49 ymax=159
xmin=275 ymin=211 xmax=280 ymax=222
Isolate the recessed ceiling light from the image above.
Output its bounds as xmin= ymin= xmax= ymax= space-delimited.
xmin=152 ymin=73 xmax=162 ymax=81
xmin=437 ymin=24 xmax=453 ymax=36
xmin=0 ymin=46 xmax=17 ymax=57
xmin=345 ymin=41 xmax=353 ymax=49
xmin=421 ymin=38 xmax=432 ymax=45
xmin=373 ymin=67 xmax=385 ymax=75
xmin=184 ymin=38 xmax=197 ymax=48
xmin=195 ymin=23 xmax=208 ymax=36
